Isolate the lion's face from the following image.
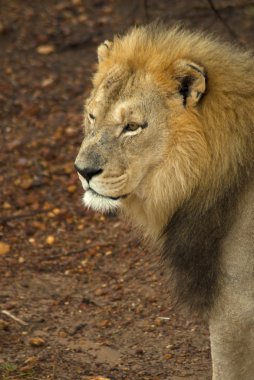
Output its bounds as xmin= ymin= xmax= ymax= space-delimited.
xmin=75 ymin=34 xmax=207 ymax=217
xmin=75 ymin=69 xmax=170 ymax=212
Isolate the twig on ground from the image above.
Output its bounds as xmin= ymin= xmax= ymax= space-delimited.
xmin=157 ymin=316 xmax=171 ymax=320
xmin=143 ymin=0 xmax=149 ymax=22
xmin=1 ymin=310 xmax=28 ymax=326
xmin=59 ymin=34 xmax=93 ymax=51
xmin=0 ymin=208 xmax=55 ymax=224
xmin=64 ymin=247 xmax=87 ymax=255
xmin=69 ymin=323 xmax=86 ymax=336
xmin=207 ymin=0 xmax=241 ymax=42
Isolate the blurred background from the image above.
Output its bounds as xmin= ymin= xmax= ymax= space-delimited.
xmin=1 ymin=1 xmax=254 ymax=379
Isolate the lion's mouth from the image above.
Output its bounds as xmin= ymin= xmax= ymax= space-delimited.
xmin=88 ymin=187 xmax=128 ymax=200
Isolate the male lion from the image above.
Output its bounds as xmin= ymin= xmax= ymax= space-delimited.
xmin=75 ymin=24 xmax=254 ymax=379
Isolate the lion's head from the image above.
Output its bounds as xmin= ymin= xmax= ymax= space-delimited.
xmin=75 ymin=24 xmax=253 ymax=237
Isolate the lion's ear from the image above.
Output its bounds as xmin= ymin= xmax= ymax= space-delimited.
xmin=97 ymin=40 xmax=113 ymax=63
xmin=174 ymin=59 xmax=207 ymax=107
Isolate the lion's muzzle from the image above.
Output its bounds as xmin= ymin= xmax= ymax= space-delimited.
xmin=74 ymin=163 xmax=103 ymax=183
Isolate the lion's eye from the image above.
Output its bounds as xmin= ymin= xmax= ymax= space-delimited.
xmin=123 ymin=122 xmax=148 ymax=134
xmin=123 ymin=123 xmax=141 ymax=133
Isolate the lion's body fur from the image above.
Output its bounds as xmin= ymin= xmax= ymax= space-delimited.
xmin=75 ymin=24 xmax=254 ymax=379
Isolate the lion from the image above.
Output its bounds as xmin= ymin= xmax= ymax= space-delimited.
xmin=75 ymin=23 xmax=254 ymax=379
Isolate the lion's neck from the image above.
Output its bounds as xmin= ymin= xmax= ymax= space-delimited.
xmin=122 ymin=192 xmax=179 ymax=241
xmin=122 ymin=159 xmax=253 ymax=244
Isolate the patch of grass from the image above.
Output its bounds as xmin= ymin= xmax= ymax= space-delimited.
xmin=246 ymin=5 xmax=254 ymax=16
xmin=0 ymin=363 xmax=17 ymax=372
xmin=0 ymin=362 xmax=37 ymax=380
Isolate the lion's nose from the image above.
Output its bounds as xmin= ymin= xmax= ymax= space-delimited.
xmin=74 ymin=164 xmax=103 ymax=182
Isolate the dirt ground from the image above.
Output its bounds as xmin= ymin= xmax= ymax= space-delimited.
xmin=1 ymin=1 xmax=254 ymax=379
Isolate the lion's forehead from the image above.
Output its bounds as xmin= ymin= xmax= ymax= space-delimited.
xmin=89 ymin=99 xmax=145 ymax=128
xmin=93 ymin=67 xmax=129 ymax=102
xmin=88 ymin=86 xmax=151 ymax=127
xmin=88 ymin=67 xmax=155 ymax=121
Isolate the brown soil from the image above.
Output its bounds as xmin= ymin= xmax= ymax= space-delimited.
xmin=1 ymin=1 xmax=253 ymax=379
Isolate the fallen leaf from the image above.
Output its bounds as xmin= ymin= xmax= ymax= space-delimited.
xmin=41 ymin=77 xmax=55 ymax=87
xmin=20 ymin=356 xmax=37 ymax=371
xmin=67 ymin=185 xmax=77 ymax=193
xmin=23 ymin=356 xmax=37 ymax=365
xmin=64 ymin=162 xmax=74 ymax=174
xmin=46 ymin=236 xmax=55 ymax=245
xmin=2 ymin=202 xmax=11 ymax=209
xmin=65 ymin=127 xmax=77 ymax=136
xmin=29 ymin=337 xmax=45 ymax=347
xmin=0 ymin=242 xmax=10 ymax=255
xmin=52 ymin=208 xmax=61 ymax=215
xmin=97 ymin=319 xmax=111 ymax=328
xmin=53 ymin=127 xmax=64 ymax=140
xmin=15 ymin=177 xmax=33 ymax=190
xmin=37 ymin=44 xmax=55 ymax=55
xmin=72 ymin=0 xmax=82 ymax=5
xmin=84 ymin=377 xmax=112 ymax=380
xmin=43 ymin=201 xmax=54 ymax=210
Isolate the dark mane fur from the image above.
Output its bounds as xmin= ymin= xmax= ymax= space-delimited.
xmin=162 ymin=177 xmax=247 ymax=317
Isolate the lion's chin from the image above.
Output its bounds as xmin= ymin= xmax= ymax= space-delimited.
xmin=83 ymin=189 xmax=121 ymax=213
